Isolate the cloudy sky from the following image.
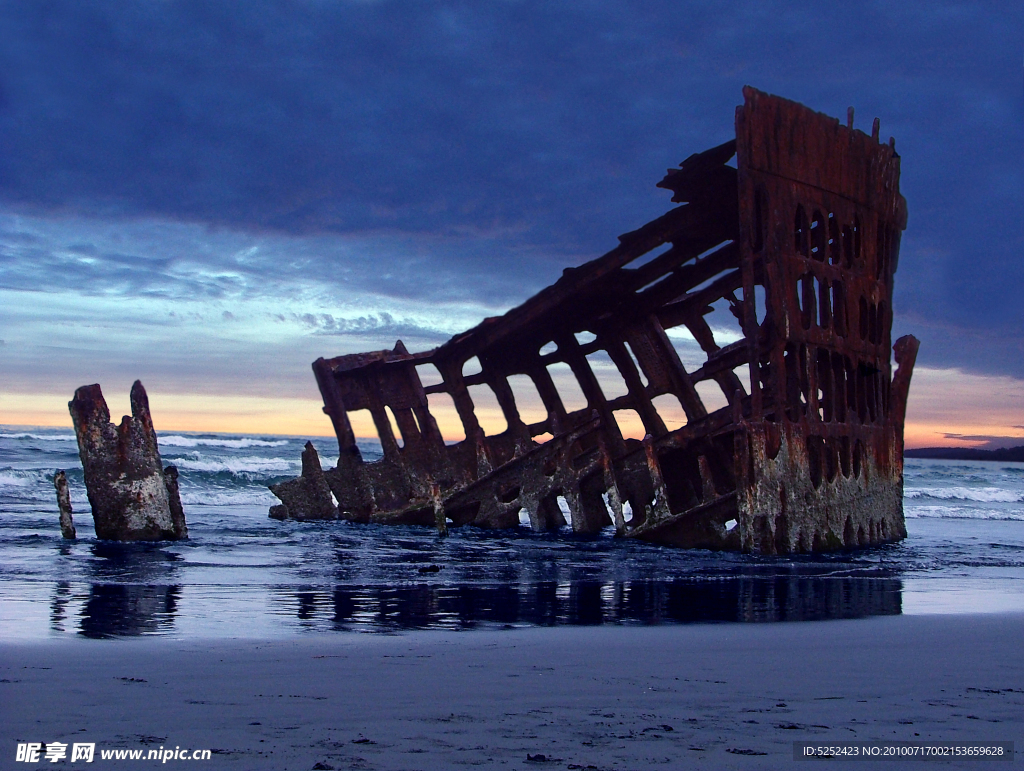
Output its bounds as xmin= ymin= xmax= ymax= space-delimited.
xmin=0 ymin=0 xmax=1020 ymax=447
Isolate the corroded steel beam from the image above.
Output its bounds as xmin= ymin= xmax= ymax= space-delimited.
xmin=270 ymin=88 xmax=918 ymax=554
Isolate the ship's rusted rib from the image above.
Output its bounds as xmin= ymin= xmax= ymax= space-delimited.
xmin=271 ymin=87 xmax=918 ymax=554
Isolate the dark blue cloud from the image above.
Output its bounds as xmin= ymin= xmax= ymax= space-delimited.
xmin=0 ymin=213 xmax=557 ymax=308
xmin=0 ymin=0 xmax=1020 ymax=375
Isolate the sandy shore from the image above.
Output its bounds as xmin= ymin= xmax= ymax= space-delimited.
xmin=2 ymin=615 xmax=1022 ymax=769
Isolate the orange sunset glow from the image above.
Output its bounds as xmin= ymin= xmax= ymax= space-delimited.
xmin=5 ymin=364 xmax=1023 ymax=452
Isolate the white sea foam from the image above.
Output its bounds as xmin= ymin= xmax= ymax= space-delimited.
xmin=0 ymin=432 xmax=290 ymax=449
xmin=904 ymin=487 xmax=1023 ymax=503
xmin=905 ymin=505 xmax=1024 ymax=521
xmin=158 ymin=435 xmax=290 ymax=449
xmin=0 ymin=433 xmax=76 ymax=442
xmin=172 ymin=455 xmax=294 ymax=475
xmin=178 ymin=489 xmax=278 ymax=506
xmin=0 ymin=470 xmax=37 ymax=487
xmin=0 ymin=469 xmax=86 ymax=503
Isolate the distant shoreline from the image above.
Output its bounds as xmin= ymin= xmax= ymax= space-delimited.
xmin=906 ymin=445 xmax=1024 ymax=462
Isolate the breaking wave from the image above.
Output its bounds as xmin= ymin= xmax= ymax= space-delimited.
xmin=0 ymin=432 xmax=76 ymax=442
xmin=905 ymin=505 xmax=1024 ymax=521
xmin=158 ymin=435 xmax=291 ymax=449
xmin=904 ymin=487 xmax=1024 ymax=504
xmin=0 ymin=468 xmax=89 ymax=504
xmin=170 ymin=454 xmax=295 ymax=477
xmin=178 ymin=488 xmax=278 ymax=506
xmin=0 ymin=469 xmax=40 ymax=488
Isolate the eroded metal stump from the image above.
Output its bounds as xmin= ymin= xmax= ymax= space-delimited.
xmin=69 ymin=380 xmax=187 ymax=541
xmin=54 ymin=470 xmax=76 ymax=539
xmin=269 ymin=441 xmax=339 ymax=521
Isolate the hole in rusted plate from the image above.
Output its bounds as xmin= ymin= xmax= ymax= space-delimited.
xmin=467 ymin=383 xmax=507 ymax=435
xmin=637 ymin=273 xmax=674 ymax=294
xmin=732 ymin=366 xmax=750 ymax=397
xmin=556 ymin=496 xmax=570 ymax=520
xmin=546 ymin=362 xmax=588 ymax=413
xmin=415 ymin=363 xmax=444 ymax=389
xmin=622 ymin=500 xmax=635 ymax=523
xmin=817 ymin=276 xmax=831 ymax=329
xmin=694 ymin=380 xmax=728 ymax=413
xmin=613 ymin=408 xmax=646 ymax=440
xmin=623 ymin=341 xmax=648 ymax=387
xmin=384 ymin=406 xmax=404 ymax=448
xmin=687 ymin=265 xmax=733 ymax=295
xmin=426 ymin=392 xmax=465 ymax=443
xmin=799 ymin=273 xmax=815 ymax=330
xmin=705 ymin=297 xmax=744 ymax=346
xmin=651 ymin=394 xmax=687 ymax=431
xmin=748 ymin=283 xmax=768 ymax=326
xmin=810 ymin=210 xmax=826 ymax=260
xmin=625 ymin=241 xmax=674 ymax=270
xmin=828 ymin=213 xmax=841 ymax=265
xmin=507 ymin=374 xmax=547 ymax=425
xmin=586 ymin=350 xmax=630 ymax=401
xmin=346 ymin=408 xmax=376 ymax=443
xmin=697 ymin=240 xmax=732 ymax=262
xmin=664 ymin=326 xmax=704 ymax=371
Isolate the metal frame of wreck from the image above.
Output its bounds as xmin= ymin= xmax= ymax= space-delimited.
xmin=271 ymin=87 xmax=919 ymax=554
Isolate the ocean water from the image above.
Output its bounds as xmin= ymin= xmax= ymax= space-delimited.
xmin=2 ymin=425 xmax=1023 ymax=639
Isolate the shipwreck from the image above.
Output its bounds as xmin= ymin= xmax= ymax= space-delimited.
xmin=270 ymin=87 xmax=919 ymax=554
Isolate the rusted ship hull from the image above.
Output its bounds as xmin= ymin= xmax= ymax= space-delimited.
xmin=271 ymin=87 xmax=918 ymax=554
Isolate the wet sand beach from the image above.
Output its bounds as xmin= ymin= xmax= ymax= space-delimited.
xmin=3 ymin=614 xmax=1022 ymax=770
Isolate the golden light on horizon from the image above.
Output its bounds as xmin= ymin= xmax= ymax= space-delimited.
xmin=903 ymin=367 xmax=1024 ymax=448
xmin=0 ymin=391 xmax=336 ymax=439
xmin=3 ymin=364 xmax=1022 ymax=451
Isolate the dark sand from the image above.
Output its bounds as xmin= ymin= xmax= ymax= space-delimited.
xmin=3 ymin=614 xmax=1022 ymax=769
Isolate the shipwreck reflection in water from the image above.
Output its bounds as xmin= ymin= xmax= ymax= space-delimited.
xmin=71 ymin=542 xmax=182 ymax=638
xmin=273 ymin=575 xmax=902 ymax=631
xmin=45 ymin=535 xmax=902 ymax=636
xmin=78 ymin=584 xmax=180 ymax=638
